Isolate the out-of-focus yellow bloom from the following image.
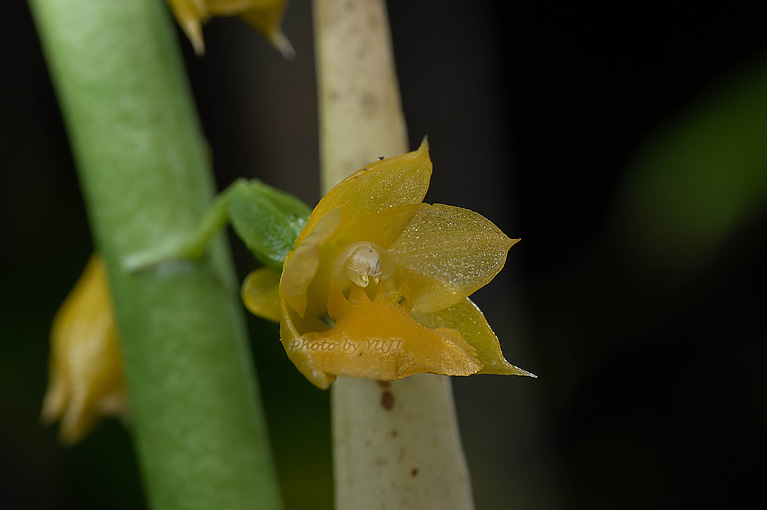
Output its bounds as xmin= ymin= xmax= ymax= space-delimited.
xmin=243 ymin=141 xmax=534 ymax=389
xmin=42 ymin=255 xmax=128 ymax=444
xmin=167 ymin=0 xmax=293 ymax=57
xmin=241 ymin=267 xmax=282 ymax=322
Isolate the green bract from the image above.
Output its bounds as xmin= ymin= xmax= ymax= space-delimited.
xmin=225 ymin=180 xmax=311 ymax=272
xmin=131 ymin=179 xmax=311 ymax=274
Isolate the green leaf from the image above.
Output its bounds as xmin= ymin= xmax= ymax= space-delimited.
xmin=227 ymin=179 xmax=311 ymax=272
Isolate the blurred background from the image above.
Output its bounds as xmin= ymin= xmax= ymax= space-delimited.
xmin=2 ymin=1 xmax=766 ymax=508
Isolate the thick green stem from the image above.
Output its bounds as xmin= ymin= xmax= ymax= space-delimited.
xmin=29 ymin=1 xmax=282 ymax=509
xmin=313 ymin=0 xmax=474 ymax=508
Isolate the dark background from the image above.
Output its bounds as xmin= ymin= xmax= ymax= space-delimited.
xmin=3 ymin=1 xmax=766 ymax=508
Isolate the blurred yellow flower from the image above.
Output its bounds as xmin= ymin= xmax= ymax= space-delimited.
xmin=42 ymin=255 xmax=128 ymax=443
xmin=167 ymin=0 xmax=293 ymax=56
xmin=243 ymin=141 xmax=534 ymax=389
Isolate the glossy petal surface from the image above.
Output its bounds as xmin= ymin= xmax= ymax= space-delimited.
xmin=334 ymin=204 xmax=421 ymax=249
xmin=413 ymin=298 xmax=536 ymax=377
xmin=279 ymin=257 xmax=337 ymax=389
xmin=322 ymin=285 xmax=480 ymax=377
xmin=241 ymin=268 xmax=282 ymax=322
xmin=297 ymin=140 xmax=432 ymax=245
xmin=390 ymin=203 xmax=518 ymax=313
xmin=282 ymin=208 xmax=342 ymax=317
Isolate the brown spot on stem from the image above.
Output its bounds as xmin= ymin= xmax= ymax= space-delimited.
xmin=410 ymin=468 xmax=419 ymax=477
xmin=391 ymin=429 xmax=398 ymax=438
xmin=360 ymin=90 xmax=378 ymax=118
xmin=381 ymin=391 xmax=394 ymax=410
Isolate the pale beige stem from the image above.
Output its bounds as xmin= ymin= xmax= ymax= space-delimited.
xmin=314 ymin=0 xmax=408 ymax=192
xmin=313 ymin=1 xmax=474 ymax=508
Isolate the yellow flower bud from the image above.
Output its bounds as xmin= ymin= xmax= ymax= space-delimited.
xmin=167 ymin=0 xmax=293 ymax=57
xmin=42 ymin=255 xmax=128 ymax=444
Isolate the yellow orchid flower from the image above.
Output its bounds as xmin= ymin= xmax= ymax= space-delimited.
xmin=42 ymin=255 xmax=128 ymax=443
xmin=243 ymin=141 xmax=534 ymax=389
xmin=167 ymin=0 xmax=293 ymax=57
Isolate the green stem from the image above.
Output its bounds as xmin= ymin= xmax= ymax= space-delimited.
xmin=124 ymin=180 xmax=242 ymax=271
xmin=29 ymin=1 xmax=282 ymax=509
xmin=313 ymin=0 xmax=474 ymax=508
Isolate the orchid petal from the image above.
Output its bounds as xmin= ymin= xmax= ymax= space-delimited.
xmin=241 ymin=268 xmax=282 ymax=323
xmin=278 ymin=270 xmax=336 ymax=389
xmin=297 ymin=140 xmax=432 ymax=245
xmin=413 ymin=298 xmax=535 ymax=377
xmin=167 ymin=0 xmax=292 ymax=57
xmin=389 ymin=203 xmax=518 ymax=313
xmin=299 ymin=285 xmax=481 ymax=381
xmin=237 ymin=3 xmax=294 ymax=58
xmin=282 ymin=208 xmax=342 ymax=317
xmin=166 ymin=0 xmax=207 ymax=54
xmin=42 ymin=255 xmax=127 ymax=443
xmin=334 ymin=204 xmax=421 ymax=249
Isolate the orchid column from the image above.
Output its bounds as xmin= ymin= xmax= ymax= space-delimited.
xmin=313 ymin=1 xmax=474 ymax=508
